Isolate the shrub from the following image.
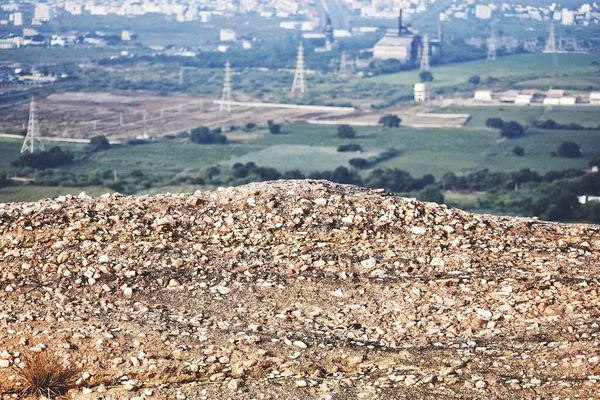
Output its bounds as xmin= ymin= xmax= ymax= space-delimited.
xmin=557 ymin=141 xmax=582 ymax=158
xmin=486 ymin=118 xmax=504 ymax=129
xmin=245 ymin=122 xmax=256 ymax=130
xmin=349 ymin=158 xmax=370 ymax=169
xmin=419 ymin=71 xmax=434 ymax=82
xmin=268 ymin=123 xmax=282 ymax=134
xmin=190 ymin=127 xmax=227 ymax=144
xmin=11 ymin=147 xmax=73 ymax=170
xmin=513 ymin=146 xmax=525 ymax=156
xmin=14 ymin=352 xmax=80 ymax=398
xmin=88 ymin=135 xmax=111 ymax=152
xmin=337 ymin=125 xmax=356 ymax=139
xmin=418 ymin=185 xmax=445 ymax=204
xmin=500 ymin=121 xmax=525 ymax=138
xmin=378 ymin=115 xmax=402 ymax=128
xmin=337 ymin=144 xmax=362 ymax=152
xmin=468 ymin=75 xmax=481 ymax=85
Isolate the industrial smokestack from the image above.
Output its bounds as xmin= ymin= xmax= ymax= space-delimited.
xmin=398 ymin=9 xmax=403 ymax=36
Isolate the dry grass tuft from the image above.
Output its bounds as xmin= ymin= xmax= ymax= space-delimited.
xmin=13 ymin=352 xmax=80 ymax=399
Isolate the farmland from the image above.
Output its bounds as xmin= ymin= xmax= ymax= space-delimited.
xmin=368 ymin=53 xmax=600 ymax=88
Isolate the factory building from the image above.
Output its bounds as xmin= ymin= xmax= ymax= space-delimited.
xmin=373 ymin=10 xmax=421 ymax=63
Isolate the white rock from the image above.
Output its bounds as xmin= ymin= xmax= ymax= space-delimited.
xmin=293 ymin=340 xmax=307 ymax=349
xmin=410 ymin=226 xmax=426 ymax=235
xmin=476 ymin=308 xmax=493 ymax=319
xmin=296 ymin=380 xmax=307 ymax=387
xmin=331 ymin=289 xmax=344 ymax=298
xmin=0 ymin=360 xmax=10 ymax=368
xmin=430 ymin=257 xmax=445 ymax=267
xmin=360 ymin=258 xmax=377 ymax=268
xmin=98 ymin=255 xmax=110 ymax=263
xmin=213 ymin=286 xmax=230 ymax=295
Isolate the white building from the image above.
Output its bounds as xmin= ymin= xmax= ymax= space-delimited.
xmin=577 ymin=195 xmax=600 ymax=204
xmin=13 ymin=12 xmax=22 ymax=26
xmin=559 ymin=96 xmax=577 ymax=105
xmin=515 ymin=94 xmax=533 ymax=105
xmin=474 ymin=90 xmax=493 ymax=102
xmin=475 ymin=4 xmax=493 ymax=19
xmin=590 ymin=92 xmax=600 ymax=105
xmin=220 ymin=29 xmax=236 ymax=42
xmin=414 ymin=83 xmax=430 ymax=103
xmin=33 ymin=4 xmax=52 ymax=24
xmin=561 ymin=9 xmax=575 ymax=25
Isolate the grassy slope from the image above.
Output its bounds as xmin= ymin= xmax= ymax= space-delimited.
xmin=0 ymin=186 xmax=109 ymax=203
xmin=367 ymin=53 xmax=600 ymax=87
xmin=437 ymin=106 xmax=600 ymax=128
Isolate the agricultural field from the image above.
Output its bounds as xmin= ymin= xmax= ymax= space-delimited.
xmin=436 ymin=106 xmax=600 ymax=128
xmin=368 ymin=53 xmax=600 ymax=88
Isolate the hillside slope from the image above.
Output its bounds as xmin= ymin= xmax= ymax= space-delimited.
xmin=0 ymin=180 xmax=599 ymax=399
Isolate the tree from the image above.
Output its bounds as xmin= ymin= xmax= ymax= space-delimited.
xmin=11 ymin=147 xmax=73 ymax=170
xmin=245 ymin=122 xmax=256 ymax=130
xmin=486 ymin=118 xmax=504 ymax=129
xmin=349 ymin=158 xmax=370 ymax=169
xmin=379 ymin=115 xmax=402 ymax=128
xmin=190 ymin=126 xmax=227 ymax=144
xmin=419 ymin=71 xmax=434 ymax=82
xmin=337 ymin=125 xmax=356 ymax=139
xmin=500 ymin=121 xmax=525 ymax=138
xmin=267 ymin=120 xmax=282 ymax=134
xmin=557 ymin=141 xmax=582 ymax=158
xmin=337 ymin=144 xmax=362 ymax=152
xmin=468 ymin=75 xmax=481 ymax=85
xmin=88 ymin=135 xmax=111 ymax=152
xmin=513 ymin=146 xmax=525 ymax=156
xmin=418 ymin=185 xmax=445 ymax=204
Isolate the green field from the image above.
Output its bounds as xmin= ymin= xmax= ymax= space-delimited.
xmin=436 ymin=106 xmax=600 ymax=128
xmin=368 ymin=54 xmax=600 ymax=88
xmin=0 ymin=138 xmax=22 ymax=168
xmin=0 ymin=185 xmax=109 ymax=203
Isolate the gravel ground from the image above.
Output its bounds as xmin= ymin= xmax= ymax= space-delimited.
xmin=0 ymin=180 xmax=599 ymax=399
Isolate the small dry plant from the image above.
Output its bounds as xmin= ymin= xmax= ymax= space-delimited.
xmin=13 ymin=351 xmax=80 ymax=398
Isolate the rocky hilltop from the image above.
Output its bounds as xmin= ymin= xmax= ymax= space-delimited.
xmin=0 ymin=180 xmax=599 ymax=399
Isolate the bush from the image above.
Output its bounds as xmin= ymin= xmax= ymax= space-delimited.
xmin=513 ymin=146 xmax=525 ymax=156
xmin=468 ymin=75 xmax=481 ymax=85
xmin=190 ymin=126 xmax=227 ymax=144
xmin=500 ymin=121 xmax=525 ymax=138
xmin=349 ymin=158 xmax=370 ymax=169
xmin=268 ymin=123 xmax=282 ymax=134
xmin=15 ymin=352 xmax=80 ymax=398
xmin=337 ymin=144 xmax=362 ymax=152
xmin=245 ymin=122 xmax=257 ymax=130
xmin=88 ymin=135 xmax=111 ymax=152
xmin=419 ymin=71 xmax=434 ymax=82
xmin=418 ymin=185 xmax=445 ymax=204
xmin=379 ymin=115 xmax=402 ymax=128
xmin=11 ymin=147 xmax=73 ymax=170
xmin=486 ymin=118 xmax=504 ymax=129
xmin=557 ymin=141 xmax=582 ymax=158
xmin=337 ymin=125 xmax=356 ymax=139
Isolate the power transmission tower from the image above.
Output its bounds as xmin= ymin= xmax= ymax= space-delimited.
xmin=420 ymin=34 xmax=430 ymax=72
xmin=487 ymin=21 xmax=497 ymax=61
xmin=545 ymin=19 xmax=556 ymax=53
xmin=338 ymin=51 xmax=347 ymax=79
xmin=21 ymin=97 xmax=45 ymax=154
xmin=219 ymin=60 xmax=232 ymax=113
xmin=291 ymin=42 xmax=307 ymax=95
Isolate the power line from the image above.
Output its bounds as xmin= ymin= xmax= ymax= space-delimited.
xmin=219 ymin=60 xmax=232 ymax=113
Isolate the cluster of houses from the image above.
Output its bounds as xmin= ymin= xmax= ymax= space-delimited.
xmin=474 ymin=89 xmax=600 ymax=106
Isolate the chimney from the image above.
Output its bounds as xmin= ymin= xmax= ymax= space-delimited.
xmin=398 ymin=9 xmax=403 ymax=36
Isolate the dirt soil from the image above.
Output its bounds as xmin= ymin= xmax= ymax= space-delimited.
xmin=0 ymin=180 xmax=599 ymax=399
